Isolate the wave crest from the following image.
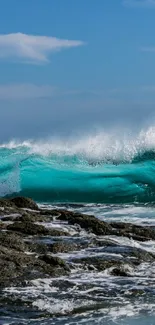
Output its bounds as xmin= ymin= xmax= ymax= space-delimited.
xmin=1 ymin=126 xmax=155 ymax=203
xmin=1 ymin=126 xmax=155 ymax=163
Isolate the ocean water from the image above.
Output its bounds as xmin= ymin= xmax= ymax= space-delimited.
xmin=1 ymin=127 xmax=155 ymax=324
xmin=2 ymin=127 xmax=155 ymax=203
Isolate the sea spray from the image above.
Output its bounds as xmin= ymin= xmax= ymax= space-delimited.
xmin=1 ymin=126 xmax=155 ymax=203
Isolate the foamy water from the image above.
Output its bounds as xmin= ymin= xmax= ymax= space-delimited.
xmin=1 ymin=202 xmax=155 ymax=325
xmin=1 ymin=127 xmax=155 ymax=323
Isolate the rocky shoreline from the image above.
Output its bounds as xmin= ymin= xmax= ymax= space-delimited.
xmin=0 ymin=196 xmax=155 ymax=290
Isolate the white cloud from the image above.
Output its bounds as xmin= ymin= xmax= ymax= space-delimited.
xmin=123 ymin=0 xmax=155 ymax=7
xmin=0 ymin=84 xmax=58 ymax=99
xmin=0 ymin=33 xmax=84 ymax=64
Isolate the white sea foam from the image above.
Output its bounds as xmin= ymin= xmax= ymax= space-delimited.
xmin=3 ymin=266 xmax=155 ymax=324
xmin=1 ymin=125 xmax=155 ymax=162
xmin=58 ymin=204 xmax=155 ymax=227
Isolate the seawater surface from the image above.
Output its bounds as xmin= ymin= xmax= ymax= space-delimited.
xmin=1 ymin=127 xmax=155 ymax=203
xmin=1 ymin=128 xmax=155 ymax=324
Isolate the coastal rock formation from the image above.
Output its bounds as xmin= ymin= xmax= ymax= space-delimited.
xmin=0 ymin=197 xmax=155 ymax=289
xmin=7 ymin=220 xmax=67 ymax=237
xmin=10 ymin=196 xmax=39 ymax=210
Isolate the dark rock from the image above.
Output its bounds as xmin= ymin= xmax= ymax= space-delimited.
xmin=49 ymin=241 xmax=78 ymax=253
xmin=0 ymin=232 xmax=28 ymax=252
xmin=1 ymin=214 xmax=19 ymax=222
xmin=110 ymin=222 xmax=155 ymax=241
xmin=58 ymin=210 xmax=112 ymax=235
xmin=10 ymin=197 xmax=38 ymax=210
xmin=0 ymin=244 xmax=32 ymax=265
xmin=16 ymin=213 xmax=52 ymax=223
xmin=28 ymin=242 xmax=48 ymax=255
xmin=72 ymin=256 xmax=127 ymax=272
xmin=7 ymin=221 xmax=50 ymax=236
xmin=57 ymin=210 xmax=155 ymax=241
xmin=48 ymin=228 xmax=68 ymax=237
xmin=111 ymin=267 xmax=129 ymax=277
xmin=0 ymin=243 xmax=69 ymax=287
xmin=7 ymin=221 xmax=67 ymax=237
xmin=39 ymin=209 xmax=61 ymax=217
xmin=0 ymin=222 xmax=6 ymax=229
xmin=39 ymin=255 xmax=67 ymax=269
xmin=128 ymin=288 xmax=146 ymax=296
xmin=91 ymin=238 xmax=118 ymax=248
xmin=87 ymin=242 xmax=155 ymax=265
xmin=0 ymin=199 xmax=15 ymax=208
xmin=35 ymin=259 xmax=69 ymax=278
xmin=1 ymin=196 xmax=155 ymax=289
xmin=126 ymin=247 xmax=155 ymax=264
xmin=0 ymin=258 xmax=21 ymax=287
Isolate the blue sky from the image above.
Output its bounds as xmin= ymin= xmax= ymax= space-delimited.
xmin=1 ymin=0 xmax=155 ymax=140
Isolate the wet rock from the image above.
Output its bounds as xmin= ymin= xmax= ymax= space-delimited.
xmin=126 ymin=247 xmax=155 ymax=264
xmin=0 ymin=199 xmax=15 ymax=208
xmin=39 ymin=209 xmax=61 ymax=217
xmin=7 ymin=221 xmax=67 ymax=237
xmin=48 ymin=228 xmax=68 ymax=237
xmin=110 ymin=222 xmax=155 ymax=241
xmin=16 ymin=213 xmax=52 ymax=223
xmin=0 ymin=221 xmax=6 ymax=229
xmin=91 ymin=238 xmax=118 ymax=248
xmin=0 ymin=245 xmax=32 ymax=266
xmin=58 ymin=210 xmax=112 ymax=235
xmin=0 ymin=243 xmax=69 ymax=287
xmin=0 ymin=232 xmax=28 ymax=252
xmin=72 ymin=256 xmax=127 ymax=272
xmin=7 ymin=221 xmax=50 ymax=236
xmin=28 ymin=242 xmax=48 ymax=255
xmin=49 ymin=241 xmax=79 ymax=253
xmin=35 ymin=258 xmax=69 ymax=278
xmin=87 ymin=242 xmax=155 ymax=265
xmin=1 ymin=196 xmax=155 ymax=290
xmin=39 ymin=255 xmax=69 ymax=270
xmin=128 ymin=288 xmax=146 ymax=296
xmin=110 ymin=267 xmax=129 ymax=277
xmin=10 ymin=197 xmax=39 ymax=210
xmin=0 ymin=244 xmax=34 ymax=287
xmin=0 ymin=258 xmax=21 ymax=287
xmin=1 ymin=214 xmax=20 ymax=222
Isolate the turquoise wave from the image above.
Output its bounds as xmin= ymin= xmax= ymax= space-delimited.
xmin=0 ymin=135 xmax=155 ymax=204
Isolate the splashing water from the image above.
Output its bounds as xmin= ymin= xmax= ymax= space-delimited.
xmin=1 ymin=126 xmax=155 ymax=203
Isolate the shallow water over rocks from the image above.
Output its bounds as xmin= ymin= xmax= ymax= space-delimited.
xmin=1 ymin=198 xmax=155 ymax=324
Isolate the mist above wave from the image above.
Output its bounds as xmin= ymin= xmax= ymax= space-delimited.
xmin=1 ymin=126 xmax=155 ymax=164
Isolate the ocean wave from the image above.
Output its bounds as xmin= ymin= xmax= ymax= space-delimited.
xmin=1 ymin=127 xmax=155 ymax=203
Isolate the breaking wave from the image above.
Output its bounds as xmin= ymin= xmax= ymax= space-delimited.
xmin=1 ymin=127 xmax=155 ymax=203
